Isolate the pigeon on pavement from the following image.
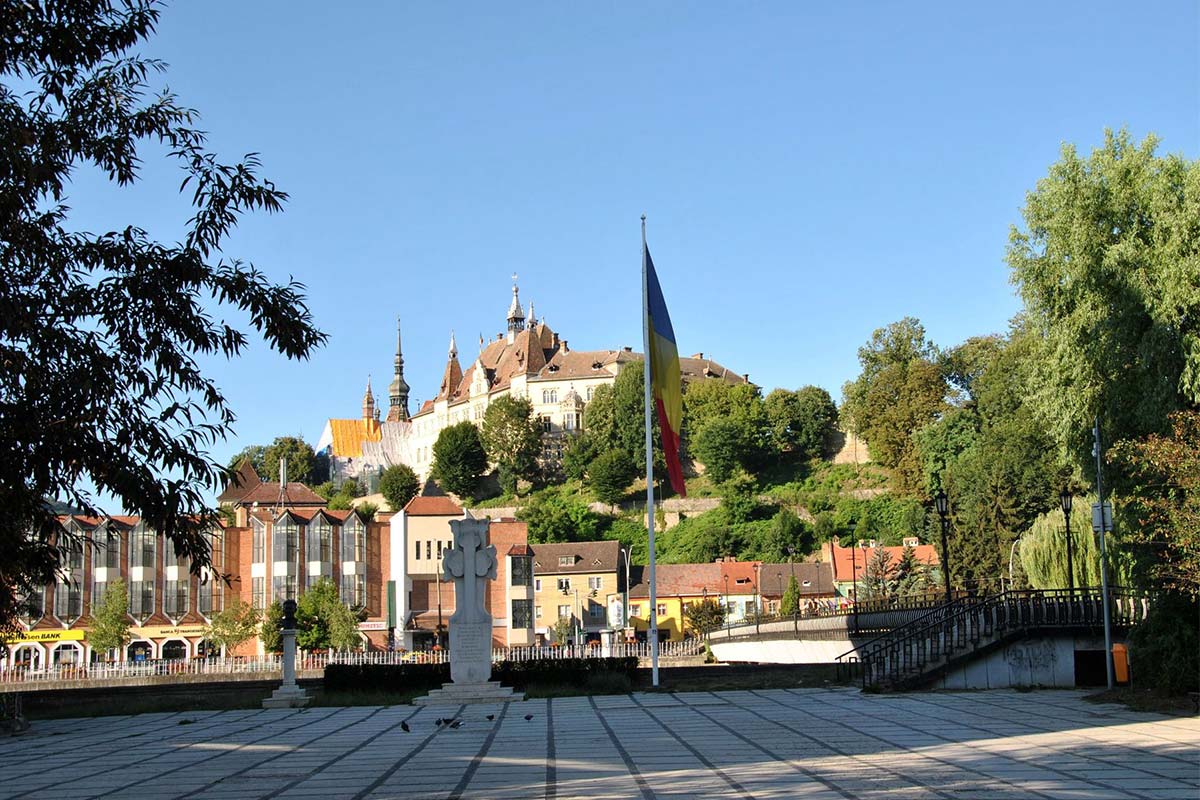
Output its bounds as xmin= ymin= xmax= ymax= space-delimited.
xmin=524 ymin=714 xmax=533 ymax=721
xmin=486 ymin=714 xmax=495 ymax=721
xmin=400 ymin=721 xmax=410 ymax=733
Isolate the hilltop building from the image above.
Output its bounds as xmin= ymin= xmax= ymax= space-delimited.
xmin=317 ymin=279 xmax=747 ymax=489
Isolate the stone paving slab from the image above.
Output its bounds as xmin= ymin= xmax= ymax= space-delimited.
xmin=0 ymin=689 xmax=1195 ymax=799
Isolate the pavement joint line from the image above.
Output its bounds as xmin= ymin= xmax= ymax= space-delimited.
xmin=3 ymin=707 xmax=297 ymax=800
xmin=187 ymin=704 xmax=392 ymax=799
xmin=918 ymin=691 xmax=1200 ymax=753
xmin=0 ymin=708 xmax=256 ymax=763
xmin=627 ymin=693 xmax=756 ymax=800
xmin=896 ymin=692 xmax=1200 ymax=772
xmin=349 ymin=703 xmax=464 ymax=800
xmin=544 ymin=697 xmax=556 ymax=800
xmin=743 ymin=690 xmax=962 ymax=800
xmin=84 ymin=706 xmax=333 ymax=800
xmin=786 ymin=689 xmax=1063 ymax=800
xmin=446 ymin=701 xmax=511 ymax=800
xmin=663 ymin=691 xmax=858 ymax=800
xmin=587 ymin=694 xmax=655 ymax=800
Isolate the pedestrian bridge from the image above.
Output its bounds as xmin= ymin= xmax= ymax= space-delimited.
xmin=709 ymin=589 xmax=1150 ymax=689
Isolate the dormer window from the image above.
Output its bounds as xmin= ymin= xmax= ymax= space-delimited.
xmin=558 ymin=555 xmax=575 ymax=567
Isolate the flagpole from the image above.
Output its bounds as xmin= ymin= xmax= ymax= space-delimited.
xmin=641 ymin=214 xmax=659 ymax=688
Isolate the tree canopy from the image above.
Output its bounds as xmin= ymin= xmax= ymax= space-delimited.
xmin=431 ymin=421 xmax=488 ymax=500
xmin=0 ymin=1 xmax=325 ymax=626
xmin=204 ymin=597 xmax=261 ymax=655
xmin=296 ymin=578 xmax=361 ymax=652
xmin=88 ymin=578 xmax=131 ymax=658
xmin=378 ymin=464 xmax=420 ymax=512
xmin=480 ymin=395 xmax=541 ymax=494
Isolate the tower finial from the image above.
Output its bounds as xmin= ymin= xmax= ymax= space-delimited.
xmin=362 ymin=374 xmax=377 ymax=421
xmin=387 ymin=316 xmax=410 ymax=421
xmin=507 ymin=275 xmax=526 ymax=334
xmin=449 ymin=329 xmax=457 ymax=358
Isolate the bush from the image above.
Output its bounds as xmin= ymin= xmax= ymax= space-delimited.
xmin=1128 ymin=593 xmax=1199 ymax=694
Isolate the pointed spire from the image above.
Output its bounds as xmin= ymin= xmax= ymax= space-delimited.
xmin=528 ymin=299 xmax=535 ymax=328
xmin=507 ymin=273 xmax=526 ymax=334
xmin=449 ymin=329 xmax=458 ymax=358
xmin=387 ymin=317 xmax=410 ymax=422
xmin=362 ymin=375 xmax=377 ymax=421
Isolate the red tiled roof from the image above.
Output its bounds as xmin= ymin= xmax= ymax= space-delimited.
xmin=825 ymin=541 xmax=940 ymax=582
xmin=507 ymin=544 xmax=533 ymax=556
xmin=404 ymin=496 xmax=464 ymax=516
xmin=758 ymin=563 xmax=836 ymax=596
xmin=217 ymin=459 xmax=262 ymax=502
xmin=230 ymin=481 xmax=326 ymax=507
xmin=628 ymin=563 xmax=722 ymax=598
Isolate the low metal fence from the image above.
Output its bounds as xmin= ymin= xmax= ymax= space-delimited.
xmin=0 ymin=639 xmax=705 ymax=687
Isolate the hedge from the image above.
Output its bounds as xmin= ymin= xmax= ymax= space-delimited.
xmin=324 ymin=656 xmax=638 ymax=694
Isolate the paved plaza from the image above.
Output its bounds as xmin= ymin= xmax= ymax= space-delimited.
xmin=0 ymin=688 xmax=1196 ymax=799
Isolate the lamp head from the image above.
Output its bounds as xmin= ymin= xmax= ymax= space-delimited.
xmin=935 ymin=490 xmax=949 ymax=516
xmin=1060 ymin=489 xmax=1072 ymax=514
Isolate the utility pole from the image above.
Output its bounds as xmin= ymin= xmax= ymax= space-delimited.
xmin=1093 ymin=418 xmax=1115 ymax=690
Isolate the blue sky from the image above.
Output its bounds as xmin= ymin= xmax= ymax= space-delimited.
xmin=63 ymin=1 xmax=1198 ymax=478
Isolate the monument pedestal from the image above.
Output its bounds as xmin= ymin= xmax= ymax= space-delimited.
xmin=413 ymin=681 xmax=524 ymax=705
xmin=262 ymin=684 xmax=312 ymax=708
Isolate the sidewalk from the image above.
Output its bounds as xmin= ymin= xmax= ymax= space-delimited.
xmin=0 ymin=688 xmax=1195 ymax=799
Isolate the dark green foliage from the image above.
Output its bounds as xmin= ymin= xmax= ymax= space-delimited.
xmin=780 ymin=575 xmax=800 ymax=615
xmin=719 ymin=469 xmax=761 ymax=524
xmin=0 ymin=1 xmax=326 ymax=627
xmin=841 ymin=318 xmax=947 ymax=493
xmin=324 ymin=657 xmax=639 ymax=693
xmin=226 ymin=446 xmax=268 ymax=480
xmin=261 ymin=601 xmax=283 ymax=653
xmin=588 ymin=450 xmax=636 ymax=505
xmin=262 ymin=437 xmax=317 ymax=485
xmin=561 ymin=433 xmax=599 ymax=482
xmin=431 ymin=421 xmax=488 ymax=500
xmin=1007 ymin=129 xmax=1200 ymax=476
xmin=480 ymin=396 xmax=541 ymax=490
xmin=684 ymin=380 xmax=773 ymax=475
xmin=296 ymin=578 xmax=360 ymax=652
xmin=1128 ymin=593 xmax=1199 ymax=693
xmin=355 ymin=502 xmax=378 ymax=522
xmin=765 ymin=386 xmax=838 ymax=459
xmin=860 ymin=547 xmax=894 ymax=601
xmin=692 ymin=418 xmax=748 ymax=484
xmin=757 ymin=508 xmax=818 ymax=562
xmin=518 ymin=486 xmax=599 ymax=543
xmin=684 ymin=598 xmax=726 ymax=636
xmin=379 ymin=464 xmax=419 ymax=511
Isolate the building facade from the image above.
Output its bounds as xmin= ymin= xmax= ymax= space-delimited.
xmin=317 ymin=279 xmax=748 ymax=488
xmin=527 ymin=540 xmax=624 ymax=645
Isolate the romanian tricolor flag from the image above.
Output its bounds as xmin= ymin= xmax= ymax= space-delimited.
xmin=644 ymin=243 xmax=687 ymax=497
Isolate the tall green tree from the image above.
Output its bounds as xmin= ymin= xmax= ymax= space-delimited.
xmin=588 ymin=450 xmax=637 ymax=506
xmin=0 ymin=0 xmax=325 ymax=628
xmin=561 ymin=432 xmax=599 ymax=482
xmin=684 ymin=598 xmax=727 ymax=637
xmin=204 ymin=597 xmax=261 ymax=656
xmin=610 ymin=363 xmax=666 ymax=480
xmin=583 ymin=385 xmax=618 ymax=449
xmin=261 ymin=600 xmax=284 ymax=653
xmin=780 ymin=575 xmax=801 ymax=616
xmin=1008 ymin=129 xmax=1200 ymax=476
xmin=841 ymin=318 xmax=947 ymax=493
xmin=684 ymin=380 xmax=773 ymax=472
xmin=262 ymin=437 xmax=317 ymax=486
xmin=378 ymin=464 xmax=420 ymax=512
xmin=431 ymin=421 xmax=488 ymax=500
xmin=88 ymin=578 xmax=131 ymax=660
xmin=860 ymin=548 xmax=895 ymax=601
xmin=296 ymin=578 xmax=361 ymax=652
xmin=692 ymin=418 xmax=748 ymax=484
xmin=480 ymin=396 xmax=541 ymax=493
xmin=765 ymin=386 xmax=838 ymax=459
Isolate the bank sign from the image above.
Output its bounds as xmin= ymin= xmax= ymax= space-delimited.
xmin=2 ymin=629 xmax=86 ymax=644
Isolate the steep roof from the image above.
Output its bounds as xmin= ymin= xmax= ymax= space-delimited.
xmin=217 ymin=459 xmax=262 ymax=503
xmin=627 ymin=563 xmax=723 ymax=598
xmin=324 ymin=418 xmax=382 ymax=458
xmin=404 ymin=496 xmax=464 ymax=516
xmin=530 ymin=540 xmax=621 ymax=575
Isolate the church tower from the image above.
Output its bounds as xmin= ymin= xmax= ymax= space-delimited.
xmin=436 ymin=331 xmax=464 ymax=401
xmin=387 ymin=317 xmax=410 ymax=422
xmin=362 ymin=376 xmax=378 ymax=421
xmin=506 ymin=275 xmax=526 ymax=343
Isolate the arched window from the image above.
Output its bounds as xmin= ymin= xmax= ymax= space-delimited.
xmin=542 ymin=390 xmax=550 ymax=404
xmin=548 ymin=389 xmax=558 ymax=404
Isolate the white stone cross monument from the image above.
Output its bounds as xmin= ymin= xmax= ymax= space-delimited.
xmin=414 ymin=517 xmax=524 ymax=705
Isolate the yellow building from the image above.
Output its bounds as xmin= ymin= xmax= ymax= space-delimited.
xmin=528 ymin=540 xmax=624 ymax=645
xmin=627 ymin=563 xmax=723 ymax=642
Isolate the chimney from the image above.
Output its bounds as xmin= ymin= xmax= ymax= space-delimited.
xmin=561 ymin=340 xmax=568 ymax=353
xmin=744 ymin=373 xmax=750 ymax=382
xmin=623 ymin=346 xmax=633 ymax=352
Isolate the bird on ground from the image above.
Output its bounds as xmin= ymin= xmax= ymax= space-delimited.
xmin=486 ymin=714 xmax=495 ymax=721
xmin=524 ymin=714 xmax=533 ymax=721
xmin=400 ymin=721 xmax=410 ymax=733
xmin=449 ymin=719 xmax=464 ymax=729
xmin=435 ymin=718 xmax=444 ymax=727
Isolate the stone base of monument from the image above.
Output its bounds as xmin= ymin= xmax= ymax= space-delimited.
xmin=413 ymin=681 xmax=524 ymax=706
xmin=262 ymin=685 xmax=311 ymax=709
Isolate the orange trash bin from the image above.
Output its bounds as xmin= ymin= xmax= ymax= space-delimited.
xmin=1112 ymin=643 xmax=1129 ymax=684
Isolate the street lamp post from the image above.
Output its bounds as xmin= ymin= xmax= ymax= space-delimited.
xmin=848 ymin=521 xmax=859 ymax=633
xmin=620 ymin=546 xmax=632 ymax=638
xmin=1061 ymin=490 xmax=1074 ymax=600
xmin=753 ymin=562 xmax=761 ymax=634
xmin=436 ymin=544 xmax=444 ymax=650
xmin=935 ymin=490 xmax=952 ymax=606
xmin=775 ymin=572 xmax=782 ymax=618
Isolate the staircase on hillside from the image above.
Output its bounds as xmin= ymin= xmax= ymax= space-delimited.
xmin=837 ymin=588 xmax=1149 ymax=690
